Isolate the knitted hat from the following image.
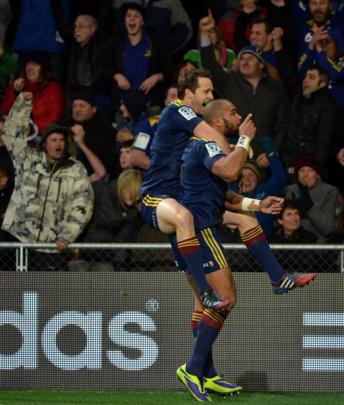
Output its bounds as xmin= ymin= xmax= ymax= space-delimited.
xmin=243 ymin=160 xmax=261 ymax=179
xmin=238 ymin=45 xmax=265 ymax=64
xmin=39 ymin=123 xmax=70 ymax=150
xmin=294 ymin=155 xmax=322 ymax=175
xmin=71 ymin=88 xmax=96 ymax=106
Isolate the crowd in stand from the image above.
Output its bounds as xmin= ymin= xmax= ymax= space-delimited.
xmin=0 ymin=0 xmax=343 ymax=271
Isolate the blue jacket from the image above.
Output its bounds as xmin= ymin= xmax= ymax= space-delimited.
xmin=230 ymin=153 xmax=287 ymax=237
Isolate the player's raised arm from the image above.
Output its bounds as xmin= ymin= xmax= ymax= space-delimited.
xmin=211 ymin=112 xmax=256 ymax=182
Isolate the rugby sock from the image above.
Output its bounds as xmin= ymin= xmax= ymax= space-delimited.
xmin=192 ymin=310 xmax=217 ymax=378
xmin=178 ymin=237 xmax=209 ymax=293
xmin=191 ymin=310 xmax=203 ymax=338
xmin=241 ymin=225 xmax=284 ymax=283
xmin=187 ymin=308 xmax=228 ymax=379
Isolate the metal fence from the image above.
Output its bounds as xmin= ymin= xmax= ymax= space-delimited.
xmin=0 ymin=243 xmax=343 ymax=273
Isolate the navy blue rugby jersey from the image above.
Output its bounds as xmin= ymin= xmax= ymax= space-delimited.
xmin=181 ymin=137 xmax=227 ymax=229
xmin=141 ymin=99 xmax=202 ymax=197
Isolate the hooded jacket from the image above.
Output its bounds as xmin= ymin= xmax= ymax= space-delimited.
xmin=1 ymin=93 xmax=94 ymax=243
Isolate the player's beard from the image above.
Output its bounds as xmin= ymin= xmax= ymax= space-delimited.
xmin=222 ymin=118 xmax=236 ymax=138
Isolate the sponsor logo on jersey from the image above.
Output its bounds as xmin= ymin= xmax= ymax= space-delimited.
xmin=178 ymin=106 xmax=197 ymax=120
xmin=134 ymin=132 xmax=150 ymax=150
xmin=205 ymin=142 xmax=222 ymax=157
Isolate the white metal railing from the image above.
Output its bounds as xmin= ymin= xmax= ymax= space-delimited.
xmin=0 ymin=243 xmax=343 ymax=272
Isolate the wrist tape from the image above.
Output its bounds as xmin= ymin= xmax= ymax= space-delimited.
xmin=240 ymin=197 xmax=261 ymax=211
xmin=236 ymin=135 xmax=251 ymax=152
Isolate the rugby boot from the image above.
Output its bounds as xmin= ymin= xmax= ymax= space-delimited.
xmin=176 ymin=363 xmax=211 ymax=402
xmin=273 ymin=272 xmax=316 ymax=295
xmin=204 ymin=375 xmax=242 ymax=395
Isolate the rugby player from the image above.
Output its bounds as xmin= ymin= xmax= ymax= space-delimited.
xmin=140 ymin=69 xmax=256 ymax=310
xmin=176 ymin=98 xmax=316 ymax=401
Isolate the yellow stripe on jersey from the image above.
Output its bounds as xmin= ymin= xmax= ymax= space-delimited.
xmin=142 ymin=194 xmax=163 ymax=207
xmin=148 ymin=115 xmax=160 ymax=126
xmin=326 ymin=56 xmax=344 ymax=73
xmin=201 ymin=228 xmax=228 ymax=269
xmin=189 ymin=136 xmax=212 ymax=142
xmin=171 ymin=99 xmax=184 ymax=107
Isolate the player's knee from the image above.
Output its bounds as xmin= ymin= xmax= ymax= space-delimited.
xmin=175 ymin=206 xmax=194 ymax=229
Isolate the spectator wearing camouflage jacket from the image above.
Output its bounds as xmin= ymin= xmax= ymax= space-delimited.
xmin=1 ymin=92 xmax=94 ymax=270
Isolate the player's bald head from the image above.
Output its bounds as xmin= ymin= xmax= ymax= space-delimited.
xmin=203 ymin=99 xmax=235 ymax=123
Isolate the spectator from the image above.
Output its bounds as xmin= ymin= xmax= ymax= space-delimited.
xmin=184 ymin=23 xmax=236 ymax=72
xmin=1 ymin=92 xmax=94 ymax=271
xmin=81 ymin=168 xmax=143 ymax=271
xmin=82 ymin=168 xmax=142 ymax=243
xmin=270 ymin=199 xmax=318 ymax=243
xmin=66 ymin=14 xmax=115 ymax=119
xmin=269 ymin=199 xmax=324 ymax=273
xmin=230 ymin=152 xmax=287 ymax=237
xmin=1 ymin=53 xmax=65 ymax=135
xmin=217 ymin=0 xmax=242 ymax=51
xmin=70 ymin=123 xmax=106 ymax=182
xmin=114 ymin=0 xmax=193 ymax=54
xmin=285 ymin=155 xmax=338 ymax=243
xmin=294 ymin=0 xmax=344 ymax=56
xmin=110 ymin=2 xmax=172 ymax=108
xmin=200 ymin=11 xmax=290 ymax=157
xmin=119 ymin=139 xmax=134 ymax=170
xmin=248 ymin=18 xmax=297 ymax=95
xmin=65 ymin=88 xmax=119 ymax=179
xmin=0 ymin=113 xmax=14 ymax=182
xmin=298 ymin=27 xmax=344 ymax=109
xmin=233 ymin=0 xmax=268 ymax=52
xmin=69 ymin=0 xmax=116 ymax=38
xmin=282 ymin=66 xmax=338 ymax=171
xmin=5 ymin=0 xmax=69 ymax=83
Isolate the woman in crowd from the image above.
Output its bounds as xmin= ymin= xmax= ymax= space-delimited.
xmin=1 ymin=53 xmax=64 ymax=135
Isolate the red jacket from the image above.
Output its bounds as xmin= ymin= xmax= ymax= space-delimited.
xmin=1 ymin=80 xmax=65 ymax=134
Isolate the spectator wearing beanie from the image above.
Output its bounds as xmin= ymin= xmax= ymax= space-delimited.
xmin=1 ymin=93 xmax=93 ymax=271
xmin=285 ymin=155 xmax=339 ymax=243
xmin=64 ymin=88 xmax=120 ymax=180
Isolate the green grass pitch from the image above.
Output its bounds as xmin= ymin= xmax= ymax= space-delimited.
xmin=0 ymin=390 xmax=344 ymax=405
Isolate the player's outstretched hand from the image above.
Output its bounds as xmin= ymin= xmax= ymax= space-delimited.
xmin=239 ymin=113 xmax=256 ymax=139
xmin=260 ymin=196 xmax=284 ymax=214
